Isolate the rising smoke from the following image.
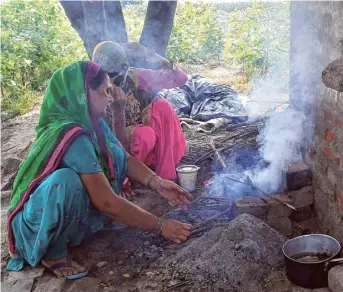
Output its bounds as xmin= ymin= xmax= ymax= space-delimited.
xmin=208 ymin=2 xmax=321 ymax=197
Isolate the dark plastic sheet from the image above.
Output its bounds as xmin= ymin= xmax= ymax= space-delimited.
xmin=160 ymin=75 xmax=247 ymax=123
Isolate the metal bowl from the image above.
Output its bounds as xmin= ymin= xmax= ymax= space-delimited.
xmin=282 ymin=234 xmax=341 ymax=288
xmin=283 ymin=234 xmax=341 ymax=263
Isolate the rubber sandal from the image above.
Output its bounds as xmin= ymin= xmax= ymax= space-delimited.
xmin=47 ymin=255 xmax=88 ymax=280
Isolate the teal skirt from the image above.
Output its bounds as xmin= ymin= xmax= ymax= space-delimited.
xmin=7 ymin=168 xmax=105 ymax=271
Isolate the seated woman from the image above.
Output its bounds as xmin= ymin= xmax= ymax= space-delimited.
xmin=92 ymin=42 xmax=188 ymax=188
xmin=7 ymin=61 xmax=192 ymax=279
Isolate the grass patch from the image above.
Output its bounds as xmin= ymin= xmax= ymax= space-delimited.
xmin=180 ymin=62 xmax=251 ymax=94
xmin=1 ymin=90 xmax=41 ymax=116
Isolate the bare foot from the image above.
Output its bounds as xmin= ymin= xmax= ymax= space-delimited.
xmin=42 ymin=255 xmax=86 ymax=278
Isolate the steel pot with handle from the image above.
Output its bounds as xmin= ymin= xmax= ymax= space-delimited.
xmin=283 ymin=234 xmax=343 ymax=289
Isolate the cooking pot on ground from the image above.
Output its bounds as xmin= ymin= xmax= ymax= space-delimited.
xmin=283 ymin=234 xmax=343 ymax=289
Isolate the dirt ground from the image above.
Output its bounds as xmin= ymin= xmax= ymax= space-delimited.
xmin=1 ymin=91 xmax=324 ymax=292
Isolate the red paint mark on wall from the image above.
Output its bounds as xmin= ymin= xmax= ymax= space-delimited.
xmin=325 ymin=129 xmax=334 ymax=143
xmin=322 ymin=147 xmax=341 ymax=165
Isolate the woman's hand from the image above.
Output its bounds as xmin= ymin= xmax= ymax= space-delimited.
xmin=162 ymin=219 xmax=192 ymax=244
xmin=151 ymin=178 xmax=192 ymax=210
xmin=110 ymin=85 xmax=127 ymax=113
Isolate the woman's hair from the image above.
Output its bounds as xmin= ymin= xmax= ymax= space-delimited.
xmin=88 ymin=68 xmax=108 ymax=90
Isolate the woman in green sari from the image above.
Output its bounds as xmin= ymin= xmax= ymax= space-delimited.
xmin=7 ymin=61 xmax=192 ymax=279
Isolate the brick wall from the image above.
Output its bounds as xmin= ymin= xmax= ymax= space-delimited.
xmin=290 ymin=1 xmax=343 ymax=242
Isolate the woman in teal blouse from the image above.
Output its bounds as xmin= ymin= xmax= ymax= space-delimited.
xmin=7 ymin=61 xmax=192 ymax=279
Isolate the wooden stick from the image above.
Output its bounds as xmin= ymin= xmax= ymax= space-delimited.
xmin=245 ymin=176 xmax=296 ymax=210
xmin=167 ymin=281 xmax=190 ymax=290
xmin=193 ymin=207 xmax=232 ymax=229
xmin=208 ymin=139 xmax=227 ymax=168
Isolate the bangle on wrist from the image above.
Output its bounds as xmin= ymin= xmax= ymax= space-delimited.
xmin=153 ymin=217 xmax=165 ymax=234
xmin=144 ymin=173 xmax=157 ymax=188
xmin=150 ymin=175 xmax=162 ymax=191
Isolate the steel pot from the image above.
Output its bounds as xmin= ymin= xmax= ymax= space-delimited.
xmin=282 ymin=234 xmax=343 ymax=289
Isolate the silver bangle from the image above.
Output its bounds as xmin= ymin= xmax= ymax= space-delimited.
xmin=144 ymin=173 xmax=156 ymax=188
xmin=153 ymin=217 xmax=165 ymax=234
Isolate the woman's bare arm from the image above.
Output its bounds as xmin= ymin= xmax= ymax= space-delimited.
xmin=80 ymin=171 xmax=192 ymax=243
xmin=109 ymin=86 xmax=128 ymax=150
xmin=81 ymin=172 xmax=157 ymax=230
xmin=126 ymin=154 xmax=192 ymax=207
xmin=126 ymin=154 xmax=157 ymax=186
xmin=111 ymin=108 xmax=128 ymax=150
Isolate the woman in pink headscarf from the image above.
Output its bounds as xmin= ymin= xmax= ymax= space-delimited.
xmin=92 ymin=42 xmax=187 ymax=196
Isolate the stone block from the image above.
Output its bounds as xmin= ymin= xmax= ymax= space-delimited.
xmin=328 ymin=265 xmax=343 ymax=292
xmin=288 ymin=186 xmax=314 ymax=209
xmin=1 ymin=190 xmax=12 ymax=205
xmin=3 ymin=266 xmax=45 ymax=283
xmin=1 ymin=172 xmax=17 ymax=191
xmin=267 ymin=217 xmax=292 ymax=236
xmin=1 ymin=157 xmax=21 ymax=177
xmin=286 ymin=162 xmax=312 ymax=191
xmin=312 ymin=288 xmax=331 ymax=292
xmin=261 ymin=193 xmax=293 ymax=219
xmin=231 ymin=196 xmax=269 ymax=219
xmin=291 ymin=206 xmax=313 ymax=222
xmin=322 ymin=58 xmax=343 ymax=92
xmin=2 ymin=279 xmax=34 ymax=292
xmin=33 ymin=278 xmax=66 ymax=292
xmin=66 ymin=277 xmax=101 ymax=292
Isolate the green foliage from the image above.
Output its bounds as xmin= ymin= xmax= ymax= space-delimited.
xmin=122 ymin=1 xmax=147 ymax=43
xmin=1 ymin=1 xmax=290 ymax=115
xmin=223 ymin=2 xmax=290 ymax=81
xmin=123 ymin=1 xmax=224 ymax=64
xmin=167 ymin=2 xmax=224 ymax=63
xmin=1 ymin=0 xmax=86 ymax=114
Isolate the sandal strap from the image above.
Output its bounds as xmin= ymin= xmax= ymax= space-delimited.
xmin=48 ymin=254 xmax=73 ymax=272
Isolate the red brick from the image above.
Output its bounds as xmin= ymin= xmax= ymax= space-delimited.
xmin=322 ymin=109 xmax=343 ymax=129
xmin=321 ymin=147 xmax=341 ymax=165
xmin=325 ymin=129 xmax=334 ymax=142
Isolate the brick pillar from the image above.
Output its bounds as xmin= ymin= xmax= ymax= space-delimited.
xmin=290 ymin=1 xmax=343 ymax=242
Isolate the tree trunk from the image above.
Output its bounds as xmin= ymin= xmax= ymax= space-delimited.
xmin=60 ymin=1 xmax=86 ymax=45
xmin=139 ymin=1 xmax=177 ymax=57
xmin=60 ymin=0 xmax=128 ymax=57
xmin=82 ymin=1 xmax=108 ymax=56
xmin=103 ymin=1 xmax=128 ymax=44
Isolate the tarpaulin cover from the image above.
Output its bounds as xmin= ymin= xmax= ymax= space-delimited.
xmin=160 ymin=75 xmax=247 ymax=123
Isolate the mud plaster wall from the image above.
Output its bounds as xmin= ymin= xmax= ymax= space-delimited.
xmin=290 ymin=1 xmax=343 ymax=242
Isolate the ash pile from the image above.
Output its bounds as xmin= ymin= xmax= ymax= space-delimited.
xmin=153 ymin=214 xmax=286 ymax=292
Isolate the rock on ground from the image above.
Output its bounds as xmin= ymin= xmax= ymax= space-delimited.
xmin=328 ymin=265 xmax=343 ymax=292
xmin=33 ymin=277 xmax=66 ymax=292
xmin=160 ymin=214 xmax=287 ymax=292
xmin=322 ymin=58 xmax=343 ymax=92
xmin=2 ymin=278 xmax=35 ymax=292
xmin=3 ymin=266 xmax=45 ymax=282
xmin=65 ymin=277 xmax=101 ymax=292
